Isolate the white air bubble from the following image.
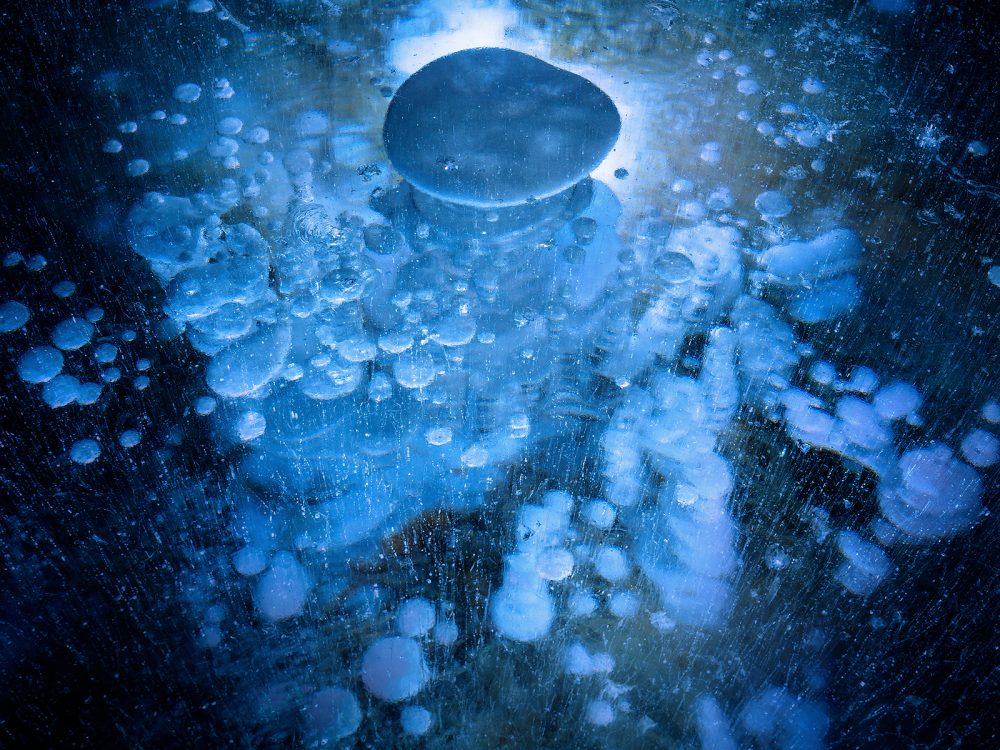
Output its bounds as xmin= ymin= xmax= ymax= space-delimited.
xmin=173 ymin=83 xmax=201 ymax=103
xmin=0 ymin=301 xmax=30 ymax=333
xmin=236 ymin=411 xmax=266 ymax=441
xmin=119 ymin=430 xmax=141 ymax=448
xmin=400 ymin=705 xmax=432 ymax=736
xmin=70 ymin=438 xmax=101 ymax=464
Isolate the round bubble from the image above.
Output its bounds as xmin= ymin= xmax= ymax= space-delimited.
xmin=396 ymin=598 xmax=436 ymax=637
xmin=217 ymin=117 xmax=243 ymax=136
xmin=583 ymin=499 xmax=616 ymax=529
xmin=236 ymin=411 xmax=266 ymax=441
xmin=254 ymin=551 xmax=309 ymax=621
xmin=195 ymin=395 xmax=217 ymax=415
xmin=608 ymin=590 xmax=641 ymax=618
xmin=400 ymin=705 xmax=432 ymax=736
xmin=960 ymin=428 xmax=999 ymax=468
xmin=42 ymin=374 xmax=80 ymax=408
xmin=53 ymin=280 xmax=76 ymax=298
xmin=802 ymin=76 xmax=826 ymax=94
xmin=70 ymin=439 xmax=101 ymax=464
xmin=242 ymin=126 xmax=270 ymax=144
xmin=52 ymin=317 xmax=94 ymax=350
xmin=0 ymin=301 xmax=30 ymax=333
xmin=93 ymin=343 xmax=117 ymax=363
xmin=361 ymin=636 xmax=429 ymax=702
xmin=302 ymin=687 xmax=361 ymax=741
xmin=535 ymin=548 xmax=575 ymax=581
xmin=173 ymin=83 xmax=201 ymax=103
xmin=394 ymin=350 xmax=436 ymax=389
xmin=586 ymin=699 xmax=615 ymax=726
xmin=294 ymin=110 xmax=329 ymax=137
xmin=119 ymin=430 xmax=141 ymax=448
xmin=126 ymin=159 xmax=150 ymax=177
xmin=18 ymin=346 xmax=63 ymax=383
xmin=74 ymin=382 xmax=100 ymax=405
xmin=754 ymin=190 xmax=792 ymax=219
xmin=594 ymin=545 xmax=629 ymax=583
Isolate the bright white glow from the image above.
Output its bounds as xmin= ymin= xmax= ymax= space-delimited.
xmin=388 ymin=0 xmax=539 ymax=77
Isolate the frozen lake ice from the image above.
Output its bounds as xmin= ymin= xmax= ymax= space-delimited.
xmin=1 ymin=0 xmax=998 ymax=747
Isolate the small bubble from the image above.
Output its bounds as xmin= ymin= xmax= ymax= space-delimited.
xmin=460 ymin=444 xmax=488 ymax=468
xmin=70 ymin=439 xmax=101 ymax=465
xmin=425 ymin=426 xmax=453 ymax=446
xmin=119 ymin=430 xmax=141 ymax=448
xmin=802 ymin=76 xmax=826 ymax=94
xmin=126 ymin=159 xmax=150 ymax=177
xmin=173 ymin=83 xmax=201 ymax=103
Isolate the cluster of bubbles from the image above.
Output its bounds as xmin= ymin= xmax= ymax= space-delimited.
xmin=31 ymin=0 xmax=994 ymax=746
xmin=3 ymin=251 xmax=157 ymax=465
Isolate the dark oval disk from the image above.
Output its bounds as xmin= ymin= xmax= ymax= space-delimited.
xmin=383 ymin=48 xmax=621 ymax=208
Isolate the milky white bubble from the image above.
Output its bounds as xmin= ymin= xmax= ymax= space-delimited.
xmin=76 ymin=382 xmax=102 ymax=405
xmin=0 ymin=301 xmax=30 ymax=333
xmin=236 ymin=411 xmax=266 ymax=441
xmin=400 ymin=706 xmax=432 ymax=736
xmin=173 ymin=83 xmax=201 ymax=103
xmin=26 ymin=255 xmax=47 ymax=271
xmin=119 ymin=429 xmax=141 ymax=448
xmin=242 ymin=126 xmax=269 ymax=144
xmin=53 ymin=280 xmax=76 ymax=298
xmin=217 ymin=116 xmax=243 ymax=135
xmin=126 ymin=159 xmax=150 ymax=177
xmin=70 ymin=438 xmax=101 ymax=464
xmin=52 ymin=317 xmax=94 ymax=350
xmin=19 ymin=346 xmax=63 ymax=383
xmin=195 ymin=395 xmax=217 ymax=415
xmin=967 ymin=140 xmax=989 ymax=157
xmin=802 ymin=76 xmax=826 ymax=94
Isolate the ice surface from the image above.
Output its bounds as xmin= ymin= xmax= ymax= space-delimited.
xmin=8 ymin=3 xmax=994 ymax=746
